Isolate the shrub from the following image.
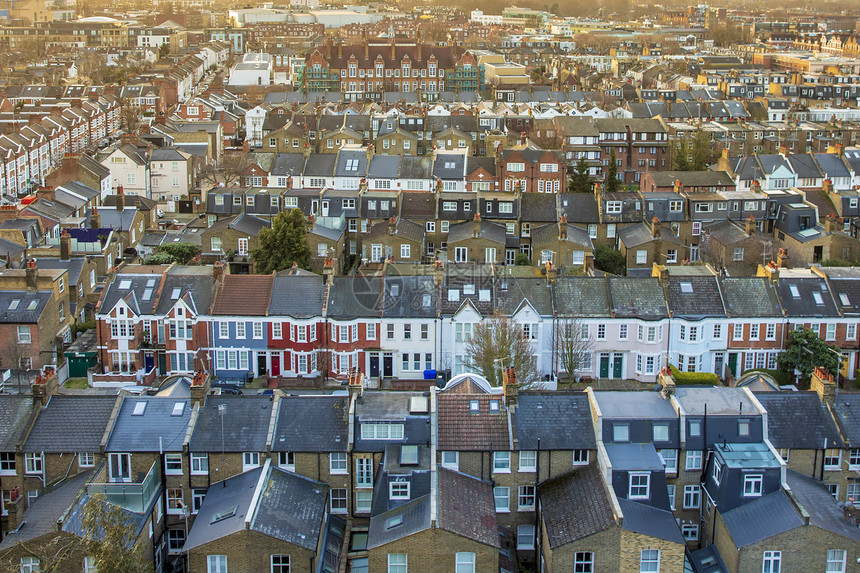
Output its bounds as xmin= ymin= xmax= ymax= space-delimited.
xmin=669 ymin=364 xmax=719 ymax=385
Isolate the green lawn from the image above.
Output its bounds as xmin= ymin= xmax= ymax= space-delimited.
xmin=63 ymin=378 xmax=89 ymax=389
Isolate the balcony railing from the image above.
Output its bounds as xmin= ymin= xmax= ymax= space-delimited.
xmin=86 ymin=461 xmax=160 ymax=514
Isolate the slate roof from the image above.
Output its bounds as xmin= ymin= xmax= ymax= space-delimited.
xmin=272 ymin=396 xmax=349 ymax=452
xmin=786 ymin=470 xmax=860 ymax=542
xmin=831 ymin=394 xmax=860 ymax=445
xmin=381 ymin=275 xmax=437 ymax=319
xmin=447 ymin=219 xmax=506 ymax=245
xmin=0 ymin=396 xmax=37 ymax=451
xmin=826 ymin=277 xmax=860 ymax=317
xmin=514 ymin=393 xmax=596 ymax=450
xmin=754 ymin=392 xmax=843 ymax=449
xmin=666 ymin=275 xmax=726 ymax=318
xmin=251 ymin=466 xmax=329 ymax=550
xmin=105 ymin=397 xmax=191 ymax=453
xmin=436 ymin=468 xmax=500 ymax=548
xmin=0 ymin=470 xmax=92 ymax=549
xmin=183 ymin=467 xmax=259 ymax=552
xmin=400 ymin=192 xmax=435 ymax=219
xmin=303 ymin=153 xmax=337 ymax=177
xmin=211 ymin=274 xmax=274 ymax=316
xmin=437 ymin=394 xmax=510 ymax=451
xmin=24 ymin=396 xmax=118 ymax=453
xmin=367 ymin=494 xmax=431 ymax=549
xmin=674 ymin=387 xmax=758 ymax=416
xmin=648 ymin=170 xmax=735 ymax=187
xmin=326 ymin=276 xmax=382 ymax=319
xmin=720 ymin=490 xmax=804 ymax=547
xmin=495 ymin=276 xmax=553 ymax=317
xmin=270 ymin=153 xmax=306 ymax=176
xmin=399 ymin=156 xmax=433 ymax=179
xmin=774 ymin=277 xmax=839 ymax=318
xmin=554 ymin=276 xmax=611 ymax=317
xmin=189 ymin=396 xmax=273 ymax=452
xmin=607 ymin=277 xmax=669 ymax=319
xmin=617 ymin=499 xmax=685 ymax=544
xmin=539 ymin=466 xmax=616 ymax=549
xmin=269 ymin=273 xmax=324 ymax=318
xmin=0 ymin=291 xmax=51 ymax=324
xmin=154 ymin=267 xmax=216 ymax=316
xmin=559 ymin=194 xmax=600 ymax=223
xmin=718 ymin=277 xmax=783 ymax=317
xmin=594 ymin=391 xmax=677 ymax=419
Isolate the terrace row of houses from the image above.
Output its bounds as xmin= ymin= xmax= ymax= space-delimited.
xmin=92 ymin=261 xmax=860 ymax=385
xmin=1 ymin=368 xmax=860 ymax=573
xmin=0 ymin=95 xmax=121 ymax=198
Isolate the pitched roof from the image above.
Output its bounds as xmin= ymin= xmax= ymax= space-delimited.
xmin=666 ymin=275 xmax=726 ymax=318
xmin=514 ymin=393 xmax=596 ymax=450
xmin=0 ymin=470 xmax=92 ymax=549
xmin=719 ymin=277 xmax=783 ymax=317
xmin=436 ymin=468 xmax=500 ymax=548
xmin=754 ymin=392 xmax=843 ymax=449
xmin=720 ymin=490 xmax=804 ymax=547
xmin=272 ymin=396 xmax=349 ymax=452
xmin=211 ymin=274 xmax=274 ymax=316
xmin=607 ymin=277 xmax=668 ymax=319
xmin=539 ymin=466 xmax=616 ymax=548
xmin=105 ymin=397 xmax=191 ymax=453
xmin=786 ymin=469 xmax=860 ymax=542
xmin=831 ymin=393 xmax=860 ymax=445
xmin=0 ymin=395 xmax=37 ymax=451
xmin=189 ymin=396 xmax=273 ymax=452
xmin=437 ymin=394 xmax=510 ymax=451
xmin=367 ymin=494 xmax=431 ymax=549
xmin=24 ymin=396 xmax=118 ymax=453
xmin=250 ymin=466 xmax=329 ymax=550
xmin=554 ymin=276 xmax=610 ymax=317
xmin=617 ymin=498 xmax=685 ymax=544
xmin=269 ymin=273 xmax=324 ymax=318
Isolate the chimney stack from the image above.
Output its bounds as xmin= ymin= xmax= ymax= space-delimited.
xmin=825 ymin=214 xmax=839 ymax=233
xmin=473 ymin=212 xmax=480 ymax=238
xmin=717 ymin=148 xmax=732 ymax=174
xmin=348 ymin=369 xmax=364 ymax=401
xmin=25 ymin=259 xmax=38 ymax=291
xmin=60 ymin=230 xmax=71 ymax=261
xmin=811 ymin=366 xmax=837 ymax=406
xmin=366 ymin=143 xmax=374 ymax=163
xmin=433 ymin=259 xmax=444 ymax=287
xmin=0 ymin=205 xmax=19 ymax=222
xmin=189 ymin=369 xmax=212 ymax=407
xmin=388 ymin=216 xmax=396 ymax=235
xmin=31 ymin=366 xmax=57 ymax=407
xmin=116 ymin=185 xmax=125 ymax=212
xmin=673 ymin=179 xmax=683 ymax=194
xmin=503 ymin=367 xmax=518 ymax=409
xmin=822 ymin=179 xmax=834 ymax=195
xmin=651 ymin=216 xmax=661 ymax=239
xmin=323 ymin=257 xmax=334 ymax=282
xmin=558 ymin=214 xmax=567 ymax=240
xmin=777 ymin=247 xmax=789 ymax=268
xmin=213 ymin=260 xmax=223 ymax=283
xmin=90 ymin=206 xmax=101 ymax=230
xmin=745 ymin=215 xmax=756 ymax=235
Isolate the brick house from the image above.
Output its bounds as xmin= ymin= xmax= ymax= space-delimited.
xmin=498 ymin=149 xmax=566 ymax=194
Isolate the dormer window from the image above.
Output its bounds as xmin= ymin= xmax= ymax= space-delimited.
xmin=628 ymin=472 xmax=650 ymax=499
xmin=653 ymin=423 xmax=669 ymax=442
xmin=389 ymin=478 xmax=410 ymax=500
xmin=713 ymin=461 xmax=723 ymax=485
xmin=743 ymin=474 xmax=763 ymax=497
xmin=613 ymin=424 xmax=629 ymax=442
xmin=469 ymin=400 xmax=479 ymax=412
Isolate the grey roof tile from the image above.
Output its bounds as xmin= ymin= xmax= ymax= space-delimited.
xmin=436 ymin=468 xmax=500 ymax=548
xmin=720 ymin=490 xmax=803 ymax=547
xmin=719 ymin=277 xmax=783 ymax=317
xmin=786 ymin=469 xmax=860 ymax=542
xmin=554 ymin=276 xmax=611 ymax=317
xmin=272 ymin=396 xmax=349 ymax=452
xmin=617 ymin=499 xmax=685 ymax=544
xmin=666 ymin=276 xmax=726 ymax=318
xmin=607 ymin=277 xmax=668 ymax=319
xmin=755 ymin=392 xmax=843 ymax=449
xmin=269 ymin=274 xmax=324 ymax=318
xmin=514 ymin=393 xmax=596 ymax=450
xmin=25 ymin=396 xmax=118 ymax=453
xmin=105 ymin=397 xmax=191 ymax=453
xmin=0 ymin=395 xmax=37 ymax=452
xmin=539 ymin=466 xmax=616 ymax=549
xmin=189 ymin=396 xmax=273 ymax=453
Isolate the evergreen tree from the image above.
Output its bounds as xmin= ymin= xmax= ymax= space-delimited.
xmin=606 ymin=149 xmax=619 ymax=193
xmin=252 ymin=209 xmax=311 ymax=274
xmin=568 ymin=156 xmax=592 ymax=193
xmin=672 ymin=138 xmax=690 ymax=170
xmin=672 ymin=131 xmax=714 ymax=171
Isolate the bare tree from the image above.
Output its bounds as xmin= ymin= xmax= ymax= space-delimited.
xmin=1 ymin=336 xmax=30 ymax=394
xmin=120 ymin=99 xmax=142 ymax=135
xmin=218 ymin=152 xmax=253 ymax=187
xmin=554 ymin=317 xmax=594 ymax=388
xmin=464 ymin=312 xmax=541 ymax=388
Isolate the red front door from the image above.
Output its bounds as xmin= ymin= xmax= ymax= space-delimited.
xmin=271 ymin=355 xmax=280 ymax=377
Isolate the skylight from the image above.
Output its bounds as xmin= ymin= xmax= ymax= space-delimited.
xmin=119 ymin=279 xmax=132 ymax=290
xmin=422 ymin=294 xmax=431 ymax=308
xmin=8 ymin=299 xmax=19 ymax=310
xmin=813 ymin=291 xmax=824 ymax=305
xmin=146 ymin=278 xmax=156 ymax=288
xmin=27 ymin=300 xmax=38 ymax=310
xmin=211 ymin=505 xmax=238 ymax=524
xmin=142 ymin=288 xmax=153 ymax=301
xmin=409 ymin=396 xmax=428 ymax=414
xmin=345 ymin=159 xmax=359 ymax=171
xmin=400 ymin=445 xmax=419 ymax=466
xmin=469 ymin=400 xmax=479 ymax=411
xmin=479 ymin=289 xmax=491 ymax=302
xmin=390 ymin=284 xmax=400 ymax=297
xmin=463 ymin=284 xmax=475 ymax=295
xmin=171 ymin=287 xmax=181 ymax=299
xmin=132 ymin=402 xmax=147 ymax=416
xmin=447 ymin=289 xmax=460 ymax=302
xmin=840 ymin=293 xmax=850 ymax=306
xmin=171 ymin=402 xmax=185 ymax=416
xmin=680 ymin=282 xmax=693 ymax=294
xmin=385 ymin=515 xmax=403 ymax=530
xmin=789 ymin=284 xmax=800 ymax=298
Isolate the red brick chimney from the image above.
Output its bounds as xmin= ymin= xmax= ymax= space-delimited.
xmin=60 ymin=229 xmax=71 ymax=261
xmin=116 ymin=185 xmax=125 ymax=212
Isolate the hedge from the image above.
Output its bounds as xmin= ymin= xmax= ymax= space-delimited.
xmin=669 ymin=365 xmax=719 ymax=385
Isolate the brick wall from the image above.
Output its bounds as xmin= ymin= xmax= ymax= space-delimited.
xmin=367 ymin=528 xmax=499 ymax=573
